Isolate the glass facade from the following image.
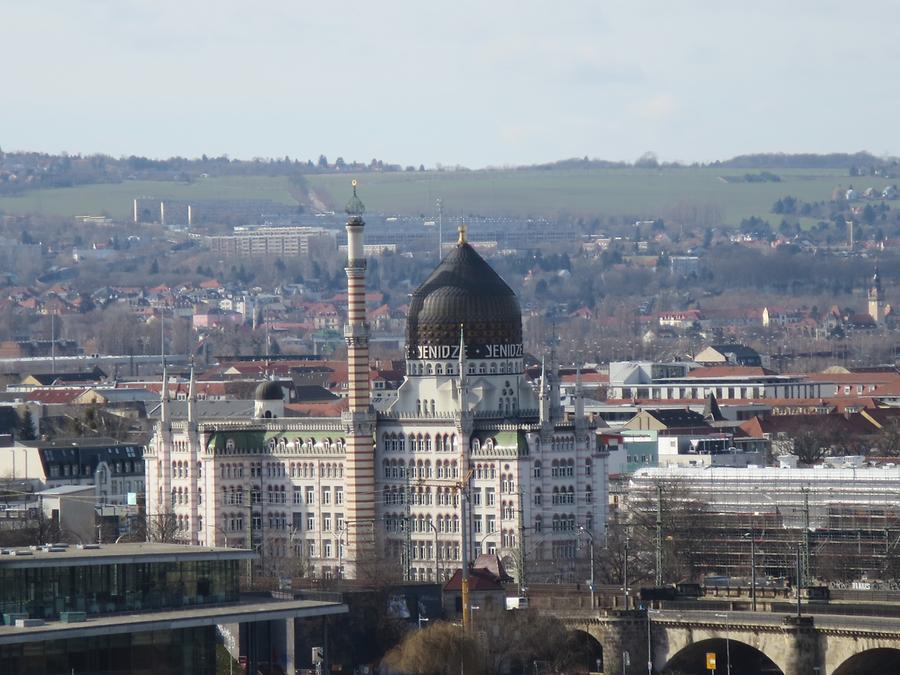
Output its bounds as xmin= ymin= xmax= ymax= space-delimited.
xmin=0 ymin=559 xmax=239 ymax=620
xmin=0 ymin=626 xmax=215 ymax=675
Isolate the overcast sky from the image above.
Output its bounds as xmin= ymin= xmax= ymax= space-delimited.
xmin=3 ymin=1 xmax=898 ymax=168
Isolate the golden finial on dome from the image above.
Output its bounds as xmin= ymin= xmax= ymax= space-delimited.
xmin=458 ymin=224 xmax=467 ymax=245
xmin=345 ymin=179 xmax=365 ymax=215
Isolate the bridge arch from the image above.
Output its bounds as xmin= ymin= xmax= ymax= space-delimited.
xmin=563 ymin=629 xmax=604 ymax=674
xmin=832 ymin=647 xmax=900 ymax=675
xmin=662 ymin=637 xmax=784 ymax=675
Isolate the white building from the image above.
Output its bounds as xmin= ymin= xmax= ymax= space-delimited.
xmin=144 ymin=186 xmax=609 ymax=582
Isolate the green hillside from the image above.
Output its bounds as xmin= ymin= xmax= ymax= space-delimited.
xmin=0 ymin=168 xmax=893 ymax=226
xmin=0 ymin=176 xmax=297 ymax=221
xmin=308 ymin=168 xmax=894 ymax=225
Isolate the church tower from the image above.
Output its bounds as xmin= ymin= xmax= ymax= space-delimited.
xmin=341 ymin=181 xmax=377 ymax=576
xmin=869 ymin=266 xmax=885 ymax=325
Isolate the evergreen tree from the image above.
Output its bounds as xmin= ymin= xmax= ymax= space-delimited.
xmin=17 ymin=409 xmax=36 ymax=441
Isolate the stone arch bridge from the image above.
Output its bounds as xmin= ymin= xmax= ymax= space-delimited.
xmin=559 ymin=608 xmax=900 ymax=674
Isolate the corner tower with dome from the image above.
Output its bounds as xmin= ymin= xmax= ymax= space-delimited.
xmin=144 ymin=184 xmax=609 ymax=585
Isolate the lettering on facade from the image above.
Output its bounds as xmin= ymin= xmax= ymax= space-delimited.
xmin=413 ymin=343 xmax=523 ymax=360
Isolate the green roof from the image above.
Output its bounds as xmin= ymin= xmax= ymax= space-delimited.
xmin=470 ymin=429 xmax=528 ymax=455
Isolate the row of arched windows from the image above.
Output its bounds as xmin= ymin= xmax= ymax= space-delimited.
xmin=382 ymin=433 xmax=458 ymax=453
xmin=221 ymin=463 xmax=244 ymax=479
xmin=171 ymin=487 xmax=189 ymax=505
xmin=473 ymin=463 xmax=497 ymax=479
xmin=551 ymin=486 xmax=576 ymax=505
xmin=551 ymin=459 xmax=575 ymax=477
xmin=221 ymin=437 xmax=344 ymax=454
xmin=269 ymin=437 xmax=344 ymax=452
xmin=267 ymin=512 xmax=288 ymax=530
xmin=290 ymin=462 xmax=343 ymax=478
xmin=267 ymin=485 xmax=287 ymax=504
xmin=551 ymin=514 xmax=577 ymax=531
xmin=436 ymin=514 xmax=460 ymax=533
xmin=532 ymin=458 xmax=592 ymax=478
xmin=384 ymin=487 xmax=405 ymax=505
xmin=172 ymin=461 xmax=201 ymax=479
xmin=549 ymin=436 xmax=576 ymax=452
xmin=223 ymin=485 xmax=244 ymax=505
xmin=216 ymin=461 xmax=345 ymax=480
xmin=408 ymin=360 xmax=521 ymax=376
xmin=382 ymin=458 xmax=461 ymax=480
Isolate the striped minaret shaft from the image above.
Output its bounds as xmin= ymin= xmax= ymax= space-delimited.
xmin=342 ymin=181 xmax=376 ymax=575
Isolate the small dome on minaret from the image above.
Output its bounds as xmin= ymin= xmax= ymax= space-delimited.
xmin=254 ymin=381 xmax=283 ymax=401
xmin=253 ymin=380 xmax=284 ymax=419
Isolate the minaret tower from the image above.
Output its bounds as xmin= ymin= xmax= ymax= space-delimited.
xmin=151 ymin=366 xmax=173 ymax=523
xmin=869 ymin=265 xmax=885 ymax=325
xmin=341 ymin=180 xmax=376 ymax=577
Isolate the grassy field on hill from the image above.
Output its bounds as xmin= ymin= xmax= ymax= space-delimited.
xmin=309 ymin=168 xmax=895 ymax=225
xmin=0 ymin=176 xmax=297 ymax=221
xmin=0 ymin=168 xmax=894 ymax=226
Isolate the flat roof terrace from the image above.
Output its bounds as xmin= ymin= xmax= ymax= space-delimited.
xmin=0 ymin=542 xmax=255 ymax=569
xmin=0 ymin=597 xmax=348 ymax=645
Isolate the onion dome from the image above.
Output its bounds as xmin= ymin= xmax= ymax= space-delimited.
xmin=406 ymin=226 xmax=522 ymax=359
xmin=254 ymin=381 xmax=283 ymax=401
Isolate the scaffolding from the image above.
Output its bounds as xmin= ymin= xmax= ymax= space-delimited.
xmin=626 ymin=465 xmax=900 ymax=584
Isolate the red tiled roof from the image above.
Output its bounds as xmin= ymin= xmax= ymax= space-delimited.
xmin=26 ymin=388 xmax=85 ymax=404
xmin=443 ymin=567 xmax=505 ymax=592
xmin=284 ymin=400 xmax=347 ymax=417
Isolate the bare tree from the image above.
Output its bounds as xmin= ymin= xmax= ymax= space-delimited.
xmin=130 ymin=511 xmax=180 ymax=543
xmin=383 ymin=621 xmax=483 ymax=675
xmin=788 ymin=427 xmax=835 ymax=465
xmin=877 ymin=419 xmax=900 ymax=457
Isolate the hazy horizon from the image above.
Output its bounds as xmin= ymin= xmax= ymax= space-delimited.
xmin=4 ymin=1 xmax=899 ymax=169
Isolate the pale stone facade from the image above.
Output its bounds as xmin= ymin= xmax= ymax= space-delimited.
xmin=144 ymin=191 xmax=609 ymax=582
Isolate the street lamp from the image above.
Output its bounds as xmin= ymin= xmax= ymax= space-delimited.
xmin=577 ymin=526 xmax=595 ymax=608
xmin=714 ymin=612 xmax=731 ymax=675
xmin=424 ymin=518 xmax=440 ymax=582
xmin=743 ymin=530 xmax=757 ymax=612
xmin=478 ymin=529 xmax=497 ymax=554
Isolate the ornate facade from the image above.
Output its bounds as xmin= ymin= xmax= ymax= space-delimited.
xmin=144 ymin=186 xmax=609 ymax=582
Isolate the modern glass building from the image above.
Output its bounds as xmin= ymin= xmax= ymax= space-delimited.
xmin=0 ymin=542 xmax=346 ymax=674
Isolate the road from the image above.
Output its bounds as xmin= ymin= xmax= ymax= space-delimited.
xmin=648 ymin=608 xmax=900 ymax=634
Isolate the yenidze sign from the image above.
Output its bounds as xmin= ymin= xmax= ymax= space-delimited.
xmin=412 ymin=343 xmax=524 ymax=360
